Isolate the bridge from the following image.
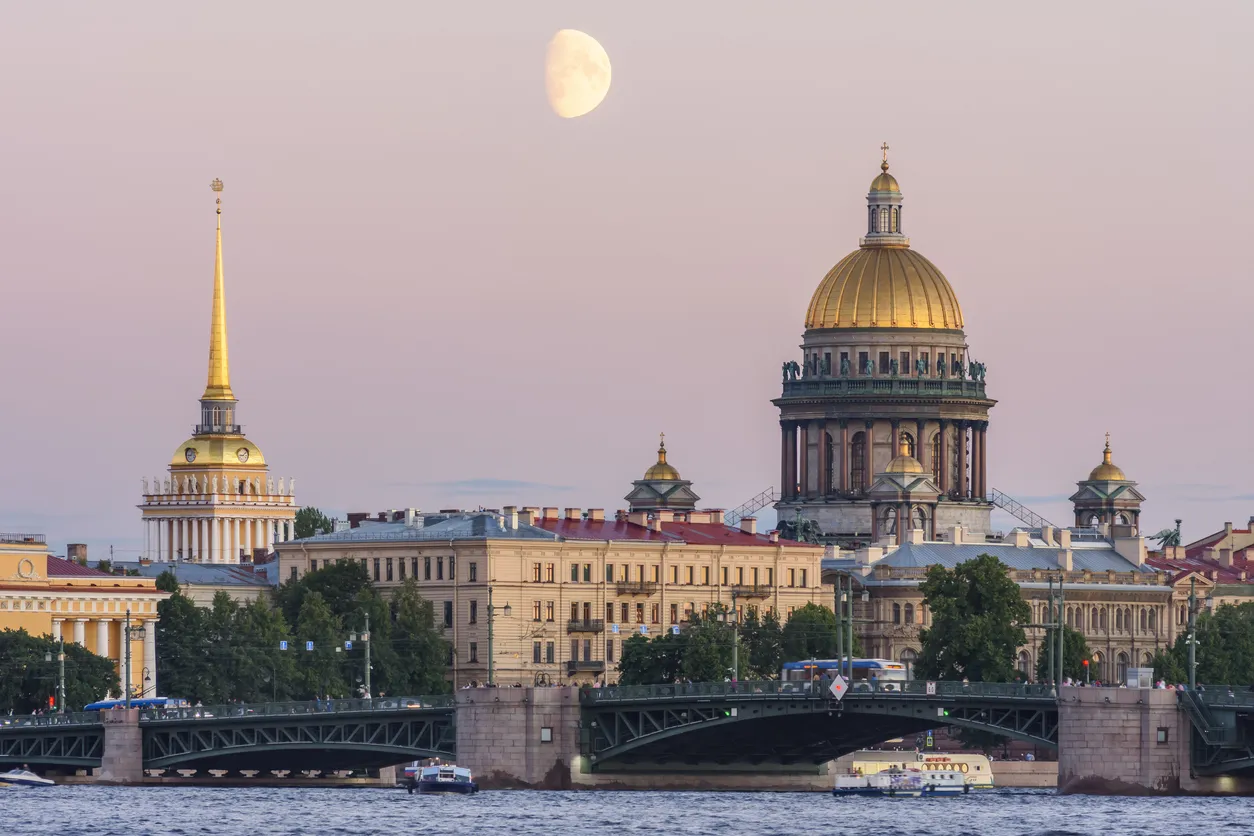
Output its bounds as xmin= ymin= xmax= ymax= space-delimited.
xmin=1181 ymin=689 xmax=1254 ymax=776
xmin=580 ymin=680 xmax=1058 ymax=768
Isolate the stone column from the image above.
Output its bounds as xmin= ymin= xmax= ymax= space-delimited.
xmin=798 ymin=423 xmax=809 ymax=498
xmin=287 ymin=520 xmax=295 ymax=542
xmin=96 ymin=619 xmax=111 ymax=663
xmin=266 ymin=519 xmax=275 ymax=553
xmin=208 ymin=518 xmax=216 ymax=564
xmin=245 ymin=517 xmax=254 ymax=557
xmin=143 ymin=519 xmax=150 ymax=562
xmin=915 ymin=419 xmax=927 ymax=470
xmin=817 ymin=421 xmax=828 ymax=496
xmin=143 ymin=623 xmax=157 ymax=697
xmin=780 ymin=423 xmax=789 ymax=498
xmin=234 ymin=518 xmax=242 ymax=561
xmin=73 ymin=619 xmax=87 ymax=646
xmin=863 ymin=420 xmax=875 ymax=491
xmin=786 ymin=423 xmax=797 ymax=499
xmin=890 ymin=419 xmax=900 ymax=457
xmin=957 ymin=421 xmax=969 ymax=499
xmin=938 ymin=420 xmax=949 ymax=494
xmin=979 ymin=423 xmax=989 ymax=499
xmin=839 ymin=421 xmax=849 ymax=493
xmin=51 ymin=619 xmax=63 ymax=641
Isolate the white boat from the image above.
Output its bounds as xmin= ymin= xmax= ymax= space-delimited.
xmin=843 ymin=749 xmax=994 ymax=789
xmin=834 ymin=766 xmax=970 ymax=797
xmin=0 ymin=769 xmax=55 ymax=788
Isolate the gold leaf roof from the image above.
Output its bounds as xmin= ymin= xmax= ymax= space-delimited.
xmin=805 ymin=246 xmax=964 ymax=330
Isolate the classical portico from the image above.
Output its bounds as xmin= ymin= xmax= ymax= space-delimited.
xmin=774 ymin=150 xmax=995 ymax=546
xmin=138 ymin=180 xmax=297 ymax=563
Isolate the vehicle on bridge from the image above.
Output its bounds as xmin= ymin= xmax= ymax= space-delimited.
xmin=84 ymin=697 xmax=190 ymax=712
xmin=781 ymin=659 xmax=909 ymax=689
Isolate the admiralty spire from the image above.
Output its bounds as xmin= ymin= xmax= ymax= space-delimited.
xmin=138 ymin=180 xmax=298 ymax=563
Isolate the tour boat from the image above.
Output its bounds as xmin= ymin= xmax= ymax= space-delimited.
xmin=404 ymin=763 xmax=478 ymax=795
xmin=0 ymin=769 xmax=55 ymax=788
xmin=834 ymin=766 xmax=970 ymax=798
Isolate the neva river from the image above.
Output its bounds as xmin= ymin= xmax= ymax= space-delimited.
xmin=5 ymin=786 xmax=1248 ymax=835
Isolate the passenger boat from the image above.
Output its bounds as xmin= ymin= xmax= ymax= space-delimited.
xmin=404 ymin=763 xmax=478 ymax=795
xmin=0 ymin=769 xmax=55 ymax=788
xmin=834 ymin=766 xmax=970 ymax=797
xmin=843 ymin=749 xmax=994 ymax=789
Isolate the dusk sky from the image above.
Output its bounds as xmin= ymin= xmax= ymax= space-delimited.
xmin=1 ymin=1 xmax=1251 ymax=558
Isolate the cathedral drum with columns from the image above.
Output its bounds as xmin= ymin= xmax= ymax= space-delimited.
xmin=138 ymin=181 xmax=298 ymax=563
xmin=775 ymin=150 xmax=995 ymax=547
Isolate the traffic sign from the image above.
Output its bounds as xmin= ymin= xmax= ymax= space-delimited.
xmin=279 ymin=640 xmax=288 ymax=651
xmin=344 ymin=641 xmax=353 ymax=651
xmin=611 ymin=624 xmax=620 ymax=634
xmin=828 ymin=674 xmax=848 ymax=701
xmin=305 ymin=641 xmax=314 ymax=651
xmin=671 ymin=625 xmax=680 ymax=635
xmin=926 ymin=681 xmax=936 ymax=695
xmin=639 ymin=625 xmax=649 ymax=635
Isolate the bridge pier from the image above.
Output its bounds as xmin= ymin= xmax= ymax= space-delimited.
xmin=455 ymin=686 xmax=581 ymax=789
xmin=95 ymin=709 xmax=143 ymax=785
xmin=1058 ymin=687 xmax=1254 ymax=795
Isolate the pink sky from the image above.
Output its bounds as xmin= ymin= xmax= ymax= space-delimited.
xmin=1 ymin=1 xmax=1251 ymax=558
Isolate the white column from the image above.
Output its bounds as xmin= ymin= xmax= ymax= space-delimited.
xmin=51 ymin=619 xmax=63 ymax=641
xmin=233 ymin=518 xmax=242 ymax=562
xmin=143 ymin=518 xmax=150 ymax=561
xmin=208 ymin=518 xmax=216 ymax=564
xmin=265 ymin=518 xmax=275 ymax=552
xmin=96 ymin=620 xmax=110 ymax=660
xmin=143 ymin=622 xmax=157 ymax=696
xmin=180 ymin=518 xmax=189 ymax=560
xmin=245 ymin=517 xmax=254 ymax=559
xmin=225 ymin=517 xmax=235 ymax=563
xmin=73 ymin=619 xmax=87 ymax=646
xmin=157 ymin=520 xmax=165 ymax=562
xmin=195 ymin=519 xmax=204 ymax=562
xmin=256 ymin=519 xmax=265 ymax=554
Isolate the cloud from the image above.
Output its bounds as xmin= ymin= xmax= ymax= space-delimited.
xmin=387 ymin=478 xmax=575 ymax=496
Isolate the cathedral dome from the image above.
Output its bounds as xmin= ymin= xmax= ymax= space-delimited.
xmin=869 ymin=161 xmax=900 ymax=193
xmin=805 ymin=246 xmax=964 ymax=330
xmin=1087 ymin=438 xmax=1127 ymax=482
xmin=643 ymin=438 xmax=681 ymax=481
xmin=171 ymin=436 xmax=267 ymax=468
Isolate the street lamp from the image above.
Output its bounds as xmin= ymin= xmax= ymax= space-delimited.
xmin=44 ymin=640 xmax=65 ymax=713
xmin=1187 ymin=578 xmax=1198 ymax=691
xmin=141 ymin=667 xmax=153 ymax=698
xmin=486 ymin=587 xmax=512 ymax=686
xmin=349 ymin=610 xmax=373 ymax=699
xmin=123 ymin=610 xmax=147 ymax=709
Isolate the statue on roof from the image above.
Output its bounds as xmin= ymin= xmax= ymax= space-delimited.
xmin=915 ymin=357 xmax=928 ymax=377
xmin=936 ymin=357 xmax=945 ymax=378
xmin=890 ymin=358 xmax=899 ymax=377
xmin=142 ymin=477 xmax=148 ymax=495
xmin=212 ymin=476 xmax=219 ymax=494
xmin=840 ymin=356 xmax=850 ymax=377
xmin=820 ymin=355 xmax=831 ymax=376
xmin=862 ymin=356 xmax=874 ymax=376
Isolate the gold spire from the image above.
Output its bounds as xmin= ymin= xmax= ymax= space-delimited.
xmin=203 ymin=179 xmax=234 ymax=401
xmin=1088 ymin=433 xmax=1127 ymax=481
xmin=643 ymin=432 xmax=681 ymax=481
xmin=885 ymin=436 xmax=924 ymax=474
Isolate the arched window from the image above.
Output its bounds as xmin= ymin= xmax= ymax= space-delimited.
xmin=1178 ymin=604 xmax=1186 ymax=625
xmin=1087 ymin=514 xmax=1101 ymax=526
xmin=1100 ymin=608 xmax=1108 ymax=630
xmin=1092 ymin=651 xmax=1105 ymax=681
xmin=1091 ymin=607 xmax=1098 ymax=631
xmin=1142 ymin=652 xmax=1153 ymax=666
xmin=850 ymin=432 xmax=866 ymax=492
xmin=930 ymin=433 xmax=942 ymax=482
xmin=890 ymin=207 xmax=899 ymax=233
xmin=1116 ymin=652 xmax=1129 ymax=684
xmin=1140 ymin=609 xmax=1148 ymax=632
xmin=1115 ymin=513 xmax=1128 ymax=525
xmin=1115 ymin=609 xmax=1123 ymax=631
xmin=879 ymin=206 xmax=890 ymax=231
xmin=900 ymin=648 xmax=917 ymax=677
xmin=910 ymin=506 xmax=928 ymax=534
xmin=1018 ymin=650 xmax=1031 ymax=678
xmin=1148 ymin=609 xmax=1157 ymax=632
xmin=905 ymin=603 xmax=915 ymax=624
xmin=892 ymin=603 xmax=902 ymax=624
xmin=880 ymin=506 xmax=898 ymax=536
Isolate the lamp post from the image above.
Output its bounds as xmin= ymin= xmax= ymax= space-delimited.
xmin=486 ymin=587 xmax=512 ymax=686
xmin=44 ymin=639 xmax=66 ymax=713
xmin=730 ymin=589 xmax=740 ymax=681
xmin=123 ymin=610 xmax=147 ymax=708
xmin=141 ymin=667 xmax=153 ymax=698
xmin=350 ymin=611 xmax=373 ymax=698
xmin=1187 ymin=577 xmax=1198 ymax=691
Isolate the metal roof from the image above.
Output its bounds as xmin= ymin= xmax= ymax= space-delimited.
xmin=823 ymin=540 xmax=1152 ymax=576
xmin=291 ymin=513 xmax=560 ymax=544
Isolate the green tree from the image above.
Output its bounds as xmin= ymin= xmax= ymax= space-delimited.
xmin=1035 ymin=626 xmax=1093 ymax=683
xmin=0 ymin=629 xmax=117 ymax=713
xmin=155 ymin=585 xmax=212 ymax=702
xmin=277 ymin=560 xmax=371 ymax=626
xmin=294 ymin=507 xmax=334 ymax=539
xmin=202 ymin=591 xmax=242 ymax=702
xmin=741 ymin=608 xmax=785 ymax=679
xmin=388 ymin=579 xmax=450 ymax=695
xmin=781 ymin=603 xmax=861 ymax=660
xmin=680 ymin=611 xmax=735 ymax=682
xmin=1151 ymin=648 xmax=1186 ymax=685
xmin=617 ymin=632 xmax=684 ymax=685
xmin=232 ymin=596 xmax=299 ymax=702
xmin=1153 ymin=602 xmax=1254 ymax=686
xmin=295 ymin=591 xmax=348 ymax=698
xmin=917 ymin=554 xmax=1029 ymax=682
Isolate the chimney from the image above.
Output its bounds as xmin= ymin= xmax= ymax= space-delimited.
xmin=655 ymin=510 xmax=674 ymax=523
xmin=615 ymin=509 xmax=628 ymax=522
xmin=858 ymin=546 xmax=885 ymax=565
xmin=649 ymin=517 xmax=663 ymax=533
xmin=1057 ymin=549 xmax=1073 ymax=571
xmin=628 ymin=511 xmax=649 ymax=528
xmin=404 ymin=508 xmax=417 ymax=527
xmin=67 ymin=544 xmax=88 ymax=564
xmin=1010 ymin=529 xmax=1030 ymax=548
xmin=739 ymin=517 xmax=758 ymax=535
xmin=587 ymin=508 xmax=605 ymax=521
xmin=1225 ymin=521 xmax=1234 ymax=537
xmin=949 ymin=524 xmax=964 ymax=545
xmin=687 ymin=511 xmax=710 ymax=523
xmin=542 ymin=507 xmax=559 ymax=520
xmin=503 ymin=505 xmax=519 ymax=530
xmin=518 ymin=509 xmax=535 ymax=526
xmin=564 ymin=507 xmax=581 ymax=521
xmin=707 ymin=509 xmax=725 ymax=525
xmin=1057 ymin=529 xmax=1072 ymax=549
xmin=907 ymin=528 xmax=925 ymax=545
xmin=1040 ymin=525 xmax=1054 ymax=546
xmin=768 ymin=530 xmax=780 ymax=544
xmin=1220 ymin=548 xmax=1233 ymax=568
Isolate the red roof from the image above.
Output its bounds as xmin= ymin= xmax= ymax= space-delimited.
xmin=46 ymin=556 xmax=110 ymax=577
xmin=1184 ymin=528 xmax=1252 ymax=560
xmin=1145 ymin=553 xmax=1251 ymax=585
xmin=532 ymin=518 xmax=809 ymax=548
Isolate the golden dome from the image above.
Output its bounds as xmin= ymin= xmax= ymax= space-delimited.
xmin=1087 ymin=436 xmax=1127 ymax=481
xmin=643 ymin=435 xmax=681 ymax=481
xmin=884 ymin=438 xmax=924 ymax=474
xmin=806 ymin=246 xmax=964 ymax=330
xmin=870 ymin=160 xmax=900 ymax=193
xmin=171 ymin=436 xmax=267 ymax=468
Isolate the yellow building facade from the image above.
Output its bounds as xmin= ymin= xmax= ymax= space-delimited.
xmin=138 ymin=180 xmax=297 ymax=563
xmin=1 ymin=535 xmax=167 ymax=698
xmin=278 ymin=507 xmax=825 ymax=687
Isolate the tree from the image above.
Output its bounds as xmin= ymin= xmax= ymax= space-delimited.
xmin=388 ymin=579 xmax=450 ymax=695
xmin=0 ymin=629 xmax=117 ymax=713
xmin=781 ymin=603 xmax=861 ymax=660
xmin=294 ymin=507 xmax=334 ymax=539
xmin=916 ymin=554 xmax=1029 ymax=682
xmin=1153 ymin=602 xmax=1254 ymax=686
xmin=276 ymin=560 xmax=371 ymax=627
xmin=155 ymin=585 xmax=212 ymax=702
xmin=680 ymin=610 xmax=735 ymax=682
xmin=1151 ymin=648 xmax=1186 ymax=685
xmin=741 ymin=608 xmax=784 ymax=679
xmin=232 ymin=596 xmax=298 ymax=703
xmin=617 ymin=633 xmax=684 ymax=685
xmin=1035 ymin=626 xmax=1093 ymax=683
xmin=295 ymin=591 xmax=348 ymax=698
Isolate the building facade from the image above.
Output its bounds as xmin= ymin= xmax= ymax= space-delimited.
xmin=278 ymin=507 xmax=824 ymax=687
xmin=775 ymin=151 xmax=995 ymax=546
xmin=138 ymin=180 xmax=298 ymax=563
xmin=1 ymin=535 xmax=167 ymax=698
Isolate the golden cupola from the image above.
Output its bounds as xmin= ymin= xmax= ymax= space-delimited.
xmin=884 ymin=437 xmax=925 ymax=475
xmin=805 ymin=146 xmax=964 ymax=331
xmin=643 ymin=434 xmax=681 ymax=481
xmin=1088 ymin=435 xmax=1128 ymax=482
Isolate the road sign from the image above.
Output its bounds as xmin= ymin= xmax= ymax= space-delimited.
xmin=671 ymin=625 xmax=680 ymax=635
xmin=344 ymin=641 xmax=353 ymax=650
xmin=926 ymin=733 xmax=934 ymax=748
xmin=926 ymin=681 xmax=936 ymax=695
xmin=279 ymin=641 xmax=288 ymax=651
xmin=828 ymin=674 xmax=848 ymax=701
xmin=305 ymin=641 xmax=314 ymax=651
xmin=611 ymin=624 xmax=620 ymax=634
xmin=639 ymin=625 xmax=649 ymax=635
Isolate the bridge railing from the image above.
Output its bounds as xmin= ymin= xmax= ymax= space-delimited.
xmin=1190 ymin=687 xmax=1254 ymax=710
xmin=138 ymin=695 xmax=454 ymax=723
xmin=583 ymin=679 xmax=1056 ymax=703
xmin=0 ymin=711 xmax=101 ymax=729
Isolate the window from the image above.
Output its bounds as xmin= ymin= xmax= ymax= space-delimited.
xmin=850 ymin=431 xmax=867 ymax=489
xmin=788 ymin=568 xmax=796 ymax=587
xmin=606 ymin=564 xmax=614 ymax=582
xmin=606 ymin=603 xmax=614 ymax=622
xmin=651 ymin=604 xmax=660 ymax=624
xmin=469 ymin=642 xmax=478 ymax=663
xmin=449 ymin=557 xmax=455 ymax=580
xmin=469 ymin=600 xmax=478 ymax=624
xmin=670 ymin=603 xmax=679 ymax=624
xmin=570 ymin=602 xmax=580 ymax=622
xmin=443 ymin=601 xmax=453 ymax=628
xmin=900 ymin=351 xmax=910 ymax=374
xmin=468 ymin=562 xmax=477 ymax=582
xmin=385 ymin=558 xmax=394 ymax=582
xmin=930 ymin=433 xmax=943 ymax=482
xmin=1157 ymin=727 xmax=1169 ymax=745
xmin=545 ymin=601 xmax=555 ymax=622
xmin=879 ymin=351 xmax=891 ymax=374
xmin=583 ymin=639 xmax=592 ymax=661
xmin=636 ymin=603 xmax=645 ymax=623
xmin=858 ymin=351 xmax=870 ymax=376
xmin=360 ymin=558 xmax=367 ymax=572
xmin=533 ymin=563 xmax=542 ymax=582
xmin=545 ymin=563 xmax=555 ymax=583
xmin=290 ymin=566 xmax=298 ymax=581
xmin=424 ymin=556 xmax=431 ymax=580
xmin=621 ymin=603 xmax=629 ymax=623
xmin=651 ymin=565 xmax=660 ymax=583
xmin=879 ymin=206 xmax=889 ymax=231
xmin=1115 ymin=609 xmax=1123 ymax=631
xmin=799 ymin=569 xmax=808 ymax=588
xmin=900 ymin=431 xmax=915 ymax=458
xmin=823 ymin=351 xmax=832 ymax=374
xmin=310 ymin=559 xmax=318 ymax=572
xmin=893 ymin=603 xmax=902 ymax=624
xmin=905 ymin=603 xmax=915 ymax=624
xmin=702 ymin=567 xmax=711 ymax=585
xmin=398 ymin=558 xmax=406 ymax=581
xmin=1140 ymin=609 xmax=1148 ymax=632
xmin=766 ymin=568 xmax=774 ymax=586
xmin=372 ymin=558 xmax=381 ymax=582
xmin=533 ymin=601 xmax=542 ymax=622
xmin=545 ymin=641 xmax=555 ymax=664
xmin=686 ymin=566 xmax=694 ymax=584
xmin=737 ymin=567 xmax=745 ymax=585
xmin=533 ymin=641 xmax=542 ymax=664
xmin=670 ymin=565 xmax=679 ymax=584
xmin=919 ymin=351 xmax=929 ymax=375
xmin=570 ymin=639 xmax=579 ymax=661
xmin=571 ymin=563 xmax=579 ymax=583
xmin=606 ymin=639 xmax=615 ymax=663
xmin=436 ymin=556 xmax=444 ymax=580
xmin=583 ymin=602 xmax=592 ymax=622
xmin=583 ymin=564 xmax=592 ymax=582
xmin=636 ymin=564 xmax=645 ymax=582
xmin=722 ymin=567 xmax=729 ymax=586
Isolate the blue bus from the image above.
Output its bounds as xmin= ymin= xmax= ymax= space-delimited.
xmin=781 ymin=659 xmax=909 ymax=688
xmin=84 ymin=697 xmax=190 ymax=711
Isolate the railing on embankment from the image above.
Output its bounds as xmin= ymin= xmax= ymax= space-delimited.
xmin=582 ymin=679 xmax=1056 ymax=704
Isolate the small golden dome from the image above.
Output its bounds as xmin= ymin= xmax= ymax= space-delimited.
xmin=806 ymin=246 xmax=964 ymax=330
xmin=643 ymin=435 xmax=681 ymax=481
xmin=884 ymin=438 xmax=924 ymax=474
xmin=1087 ymin=436 xmax=1127 ymax=481
xmin=171 ymin=436 xmax=267 ymax=468
xmin=870 ymin=160 xmax=900 ymax=193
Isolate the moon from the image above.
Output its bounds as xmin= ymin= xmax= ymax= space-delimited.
xmin=545 ymin=29 xmax=611 ymax=118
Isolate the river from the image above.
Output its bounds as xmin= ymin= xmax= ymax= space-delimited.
xmin=4 ymin=786 xmax=1246 ymax=835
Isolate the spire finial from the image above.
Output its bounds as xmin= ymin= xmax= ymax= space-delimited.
xmin=657 ymin=432 xmax=667 ymax=464
xmin=1103 ymin=432 xmax=1112 ymax=464
xmin=880 ymin=141 xmax=890 ymax=172
xmin=202 ymin=178 xmax=234 ymax=402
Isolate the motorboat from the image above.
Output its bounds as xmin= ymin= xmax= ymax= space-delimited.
xmin=404 ymin=763 xmax=478 ymax=795
xmin=0 ymin=769 xmax=55 ymax=788
xmin=833 ymin=766 xmax=969 ymax=797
